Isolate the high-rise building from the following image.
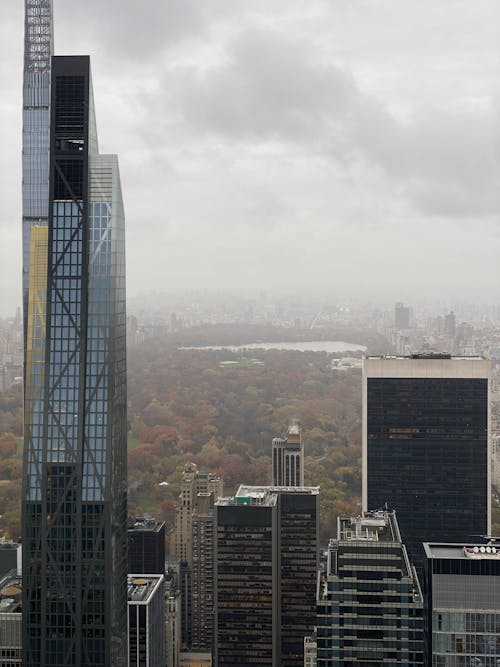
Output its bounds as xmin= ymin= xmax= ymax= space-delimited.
xmin=127 ymin=575 xmax=165 ymax=667
xmin=22 ymin=6 xmax=128 ymax=665
xmin=172 ymin=464 xmax=223 ymax=565
xmin=316 ymin=511 xmax=424 ymax=666
xmin=363 ymin=355 xmax=490 ymax=575
xmin=394 ymin=302 xmax=411 ymax=330
xmin=423 ymin=542 xmax=500 ymax=665
xmin=128 ymin=516 xmax=166 ymax=575
xmin=272 ymin=419 xmax=304 ymax=487
xmin=191 ymin=494 xmax=214 ymax=652
xmin=22 ymin=0 xmax=53 ymax=347
xmin=214 ymin=486 xmax=318 ymax=667
xmin=444 ymin=311 xmax=456 ymax=339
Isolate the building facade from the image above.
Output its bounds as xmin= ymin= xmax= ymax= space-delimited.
xmin=22 ymin=0 xmax=53 ymax=346
xmin=424 ymin=542 xmax=500 ymax=666
xmin=128 ymin=575 xmax=165 ymax=667
xmin=363 ymin=355 xmax=490 ymax=575
xmin=21 ymin=10 xmax=128 ymax=664
xmin=316 ymin=511 xmax=424 ymax=666
xmin=272 ymin=420 xmax=304 ymax=487
xmin=128 ymin=516 xmax=166 ymax=575
xmin=215 ymin=486 xmax=318 ymax=667
xmin=172 ymin=464 xmax=223 ymax=565
xmin=191 ymin=494 xmax=214 ymax=652
xmin=394 ymin=302 xmax=411 ymax=330
xmin=165 ymin=579 xmax=181 ymax=667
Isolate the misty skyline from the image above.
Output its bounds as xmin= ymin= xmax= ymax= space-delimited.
xmin=1 ymin=0 xmax=500 ymax=316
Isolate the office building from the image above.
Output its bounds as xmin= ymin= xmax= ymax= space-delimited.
xmin=191 ymin=494 xmax=214 ymax=652
xmin=22 ymin=5 xmax=128 ymax=665
xmin=128 ymin=516 xmax=166 ymax=575
xmin=172 ymin=464 xmax=223 ymax=565
xmin=215 ymin=486 xmax=318 ymax=667
xmin=394 ymin=302 xmax=411 ymax=330
xmin=316 ymin=511 xmax=424 ymax=666
xmin=272 ymin=419 xmax=304 ymax=487
xmin=363 ymin=355 xmax=490 ymax=575
xmin=424 ymin=542 xmax=500 ymax=665
xmin=0 ymin=572 xmax=22 ymax=666
xmin=128 ymin=575 xmax=165 ymax=667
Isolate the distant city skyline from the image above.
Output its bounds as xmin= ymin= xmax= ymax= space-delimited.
xmin=1 ymin=1 xmax=499 ymax=316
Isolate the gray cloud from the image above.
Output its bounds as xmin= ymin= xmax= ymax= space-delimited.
xmin=0 ymin=0 xmax=499 ymax=316
xmin=56 ymin=0 xmax=206 ymax=60
xmin=139 ymin=25 xmax=500 ymax=219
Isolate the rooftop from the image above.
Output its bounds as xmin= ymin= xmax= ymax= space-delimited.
xmin=127 ymin=574 xmax=164 ymax=604
xmin=337 ymin=510 xmax=401 ymax=543
xmin=128 ymin=516 xmax=165 ymax=533
xmin=424 ymin=542 xmax=500 ymax=560
xmin=0 ymin=571 xmax=22 ymax=614
xmin=236 ymin=484 xmax=319 ymax=497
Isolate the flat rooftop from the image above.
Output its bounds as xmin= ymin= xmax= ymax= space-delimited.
xmin=236 ymin=485 xmax=319 ymax=497
xmin=127 ymin=574 xmax=164 ymax=604
xmin=128 ymin=516 xmax=165 ymax=532
xmin=424 ymin=543 xmax=500 ymax=560
xmin=216 ymin=491 xmax=277 ymax=507
xmin=337 ymin=510 xmax=401 ymax=544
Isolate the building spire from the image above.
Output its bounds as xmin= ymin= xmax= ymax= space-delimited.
xmin=24 ymin=0 xmax=53 ymax=72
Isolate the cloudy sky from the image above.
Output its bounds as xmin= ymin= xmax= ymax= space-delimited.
xmin=1 ymin=0 xmax=499 ymax=315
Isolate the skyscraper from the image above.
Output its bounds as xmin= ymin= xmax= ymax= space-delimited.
xmin=272 ymin=419 xmax=304 ymax=487
xmin=394 ymin=302 xmax=411 ymax=330
xmin=127 ymin=575 xmax=165 ymax=667
xmin=128 ymin=516 xmax=166 ymax=575
xmin=214 ymin=486 xmax=318 ymax=667
xmin=363 ymin=355 xmax=490 ymax=575
xmin=22 ymin=0 xmax=53 ymax=346
xmin=22 ymin=6 xmax=128 ymax=665
xmin=190 ymin=493 xmax=215 ymax=652
xmin=316 ymin=511 xmax=424 ymax=666
xmin=172 ymin=463 xmax=223 ymax=565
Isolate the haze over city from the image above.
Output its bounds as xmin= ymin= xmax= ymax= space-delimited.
xmin=1 ymin=0 xmax=500 ymax=316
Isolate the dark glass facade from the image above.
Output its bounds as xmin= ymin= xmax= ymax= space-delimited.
xmin=279 ymin=492 xmax=318 ymax=667
xmin=215 ymin=487 xmax=318 ymax=667
xmin=22 ymin=56 xmax=127 ymax=666
xmin=367 ymin=376 xmax=489 ymax=575
xmin=215 ymin=503 xmax=276 ymax=667
xmin=128 ymin=517 xmax=166 ymax=575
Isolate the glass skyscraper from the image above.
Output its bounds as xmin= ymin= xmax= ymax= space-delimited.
xmin=22 ymin=5 xmax=128 ymax=666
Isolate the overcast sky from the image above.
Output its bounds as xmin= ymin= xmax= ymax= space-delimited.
xmin=1 ymin=0 xmax=499 ymax=316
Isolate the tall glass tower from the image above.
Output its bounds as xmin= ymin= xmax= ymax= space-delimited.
xmin=22 ymin=5 xmax=128 ymax=666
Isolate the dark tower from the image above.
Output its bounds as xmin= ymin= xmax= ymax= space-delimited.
xmin=22 ymin=51 xmax=127 ymax=666
xmin=363 ymin=355 xmax=490 ymax=576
